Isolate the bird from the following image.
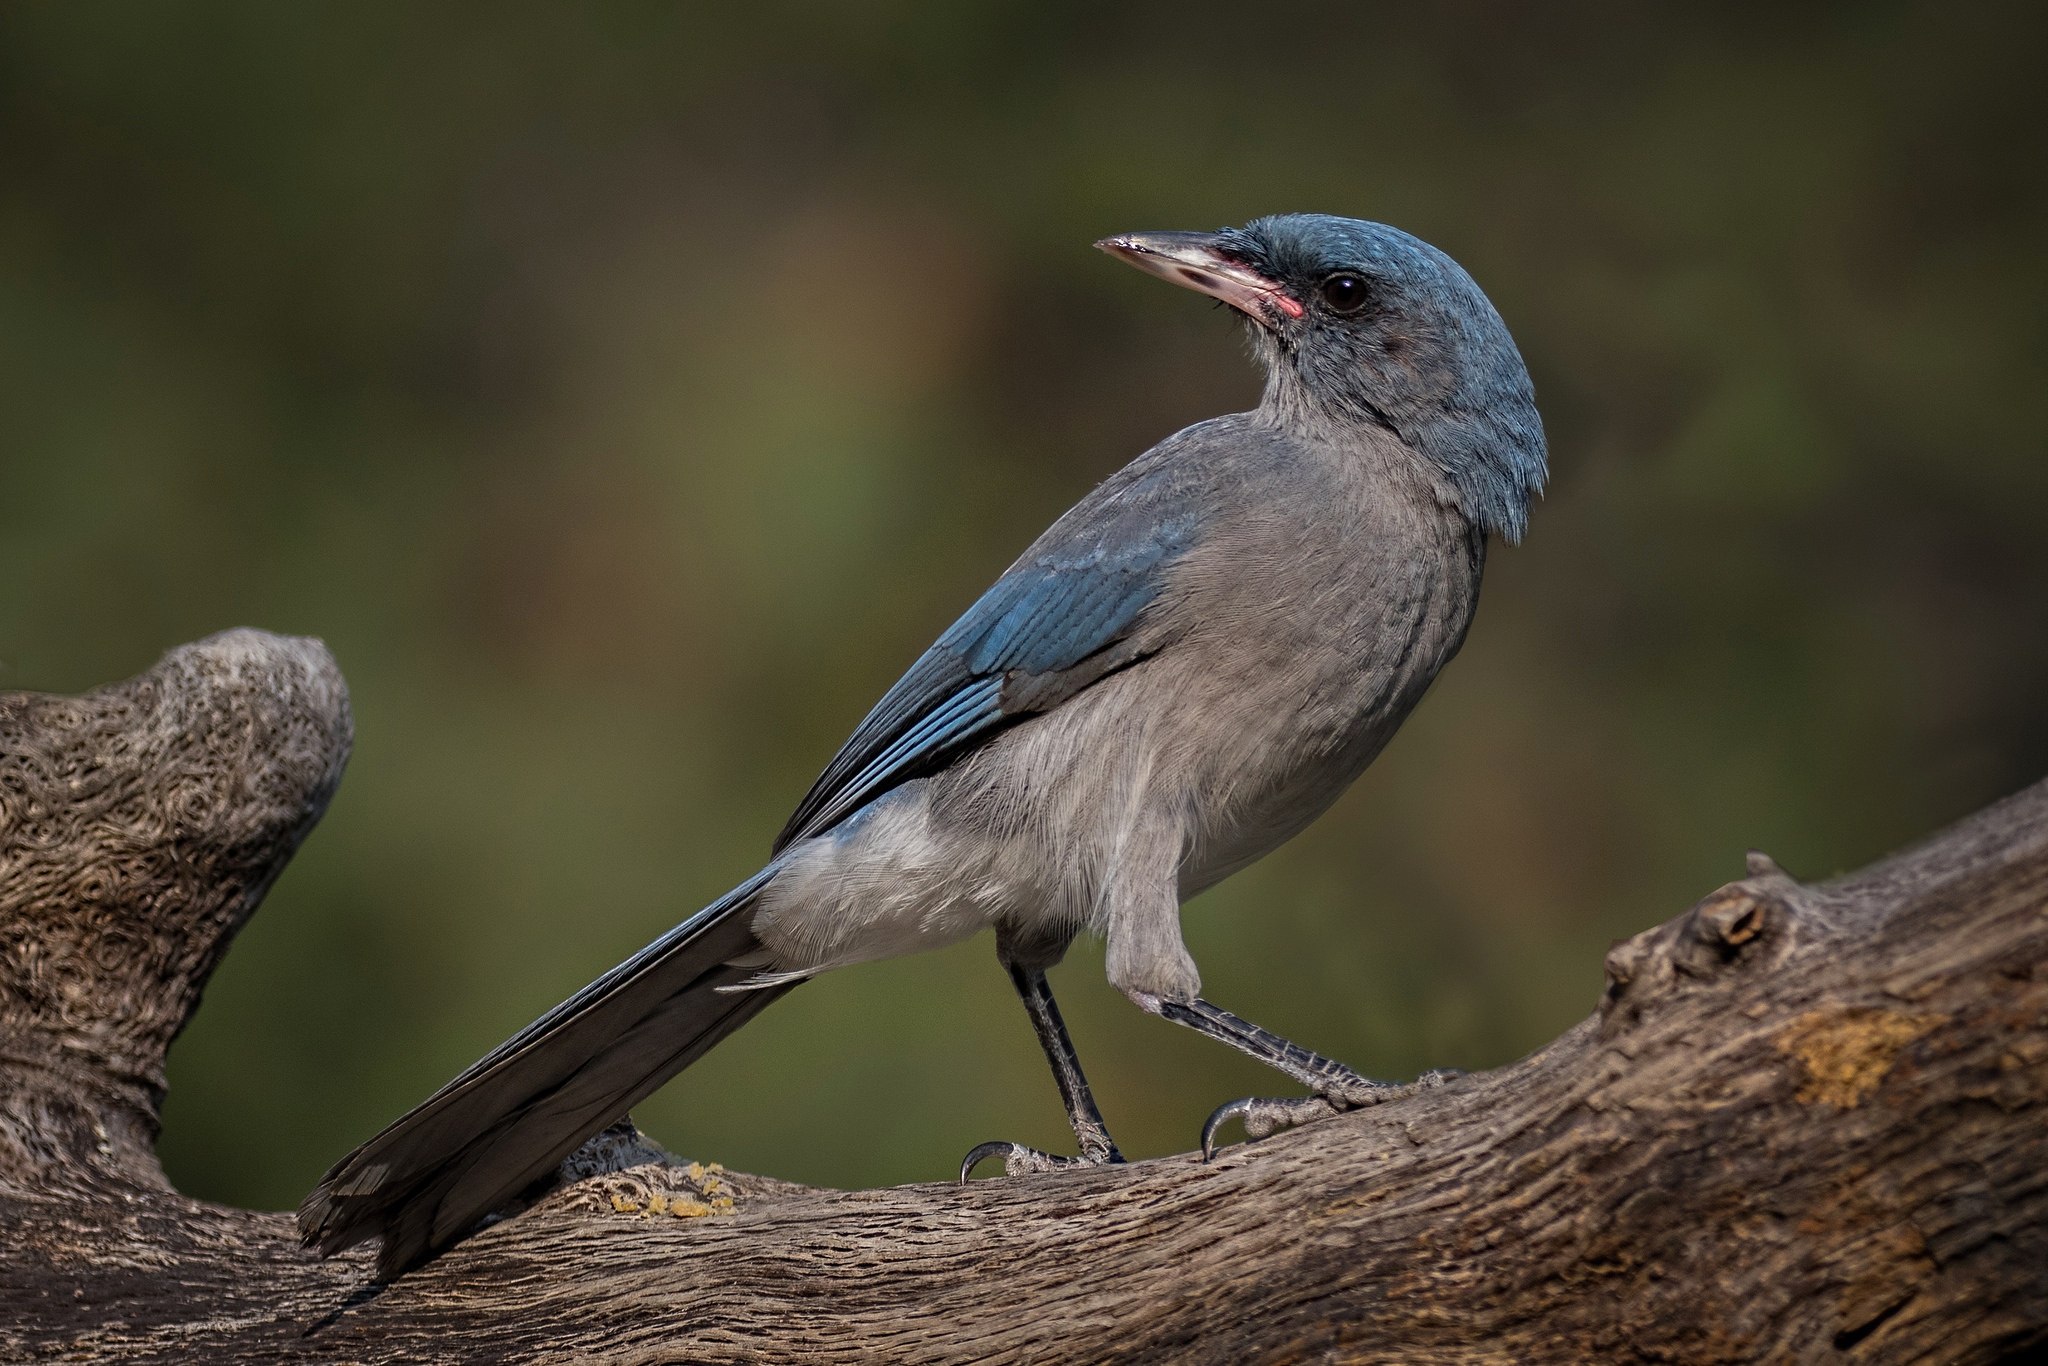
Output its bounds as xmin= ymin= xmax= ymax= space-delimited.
xmin=299 ymin=212 xmax=1547 ymax=1280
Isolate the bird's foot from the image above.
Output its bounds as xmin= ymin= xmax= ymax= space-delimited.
xmin=958 ymin=1140 xmax=1125 ymax=1181
xmin=1199 ymin=1067 xmax=1464 ymax=1160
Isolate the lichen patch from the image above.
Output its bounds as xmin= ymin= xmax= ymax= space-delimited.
xmin=1775 ymin=1008 xmax=1939 ymax=1107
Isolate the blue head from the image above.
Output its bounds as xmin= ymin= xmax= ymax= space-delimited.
xmin=1099 ymin=214 xmax=1547 ymax=542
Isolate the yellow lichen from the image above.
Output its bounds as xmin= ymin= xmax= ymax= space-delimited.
xmin=605 ymin=1164 xmax=738 ymax=1222
xmin=1775 ymin=1007 xmax=1939 ymax=1107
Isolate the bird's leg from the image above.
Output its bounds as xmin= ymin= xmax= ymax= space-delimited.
xmin=960 ymin=943 xmax=1126 ymax=1180
xmin=1153 ymin=997 xmax=1457 ymax=1158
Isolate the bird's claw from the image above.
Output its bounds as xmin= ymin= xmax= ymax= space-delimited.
xmin=1201 ymin=1068 xmax=1461 ymax=1160
xmin=959 ymin=1140 xmax=1123 ymax=1181
xmin=1199 ymin=1095 xmax=1341 ymax=1159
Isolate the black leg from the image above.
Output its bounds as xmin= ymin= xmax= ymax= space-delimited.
xmin=1013 ymin=962 xmax=1123 ymax=1162
xmin=1157 ymin=998 xmax=1381 ymax=1094
xmin=960 ymin=957 xmax=1126 ymax=1180
xmin=1156 ymin=997 xmax=1447 ymax=1159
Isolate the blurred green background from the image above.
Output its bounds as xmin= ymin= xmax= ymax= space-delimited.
xmin=3 ymin=3 xmax=2044 ymax=1213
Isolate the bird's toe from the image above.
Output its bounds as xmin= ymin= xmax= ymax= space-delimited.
xmin=1200 ymin=1073 xmax=1429 ymax=1158
xmin=1199 ymin=1095 xmax=1345 ymax=1159
xmin=958 ymin=1140 xmax=1124 ymax=1181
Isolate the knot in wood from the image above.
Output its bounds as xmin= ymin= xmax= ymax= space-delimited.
xmin=1599 ymin=862 xmax=1805 ymax=1039
xmin=1681 ymin=886 xmax=1773 ymax=965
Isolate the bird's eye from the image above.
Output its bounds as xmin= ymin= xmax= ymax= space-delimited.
xmin=1319 ymin=274 xmax=1369 ymax=314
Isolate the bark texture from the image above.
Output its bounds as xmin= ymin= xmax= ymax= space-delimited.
xmin=1 ymin=631 xmax=2044 ymax=1364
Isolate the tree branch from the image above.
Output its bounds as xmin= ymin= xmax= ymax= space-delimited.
xmin=2 ymin=632 xmax=2043 ymax=1364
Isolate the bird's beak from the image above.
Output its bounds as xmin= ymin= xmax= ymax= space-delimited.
xmin=1096 ymin=231 xmax=1305 ymax=326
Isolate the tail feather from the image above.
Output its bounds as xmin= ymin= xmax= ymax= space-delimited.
xmin=299 ymin=869 xmax=786 ymax=1278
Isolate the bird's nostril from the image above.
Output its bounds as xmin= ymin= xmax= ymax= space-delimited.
xmin=1180 ymin=269 xmax=1217 ymax=289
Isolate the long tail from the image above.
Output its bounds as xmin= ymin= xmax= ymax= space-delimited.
xmin=298 ymin=869 xmax=785 ymax=1279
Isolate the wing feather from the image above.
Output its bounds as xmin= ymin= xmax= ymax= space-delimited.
xmin=773 ymin=505 xmax=1197 ymax=851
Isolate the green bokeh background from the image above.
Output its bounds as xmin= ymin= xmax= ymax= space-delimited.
xmin=3 ymin=4 xmax=2044 ymax=1212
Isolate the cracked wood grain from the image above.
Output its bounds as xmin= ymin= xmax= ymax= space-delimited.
xmin=2 ymin=632 xmax=2044 ymax=1364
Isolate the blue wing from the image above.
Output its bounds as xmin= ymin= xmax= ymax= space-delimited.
xmin=773 ymin=509 xmax=1198 ymax=851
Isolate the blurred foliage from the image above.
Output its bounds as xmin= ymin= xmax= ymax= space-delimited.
xmin=2 ymin=3 xmax=2044 ymax=1213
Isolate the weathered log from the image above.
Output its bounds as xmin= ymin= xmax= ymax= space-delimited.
xmin=1 ymin=631 xmax=2043 ymax=1364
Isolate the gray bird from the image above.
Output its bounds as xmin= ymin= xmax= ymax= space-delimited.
xmin=300 ymin=213 xmax=1547 ymax=1279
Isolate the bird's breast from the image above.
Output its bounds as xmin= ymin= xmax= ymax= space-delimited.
xmin=1166 ymin=484 xmax=1483 ymax=892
